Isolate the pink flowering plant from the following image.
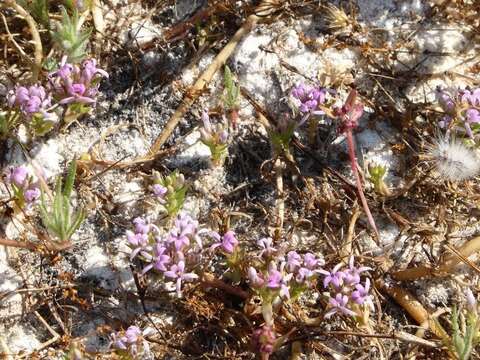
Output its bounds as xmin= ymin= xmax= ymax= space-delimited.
xmin=0 ymin=4 xmax=105 ymax=140
xmin=199 ymin=110 xmax=229 ymax=166
xmin=319 ymin=256 xmax=374 ymax=323
xmin=436 ymin=87 xmax=480 ymax=141
xmin=110 ymin=325 xmax=153 ymax=359
xmin=2 ymin=56 xmax=107 ymax=140
xmin=48 ymin=56 xmax=108 ymax=122
xmin=150 ymin=170 xmax=187 ymax=217
xmin=246 ymin=238 xmax=325 ymax=359
xmin=270 ymin=83 xmax=330 ymax=156
xmin=6 ymin=83 xmax=58 ymax=137
xmin=4 ymin=165 xmax=41 ymax=209
xmin=209 ymin=230 xmax=243 ymax=281
xmin=127 ymin=212 xmax=213 ymax=296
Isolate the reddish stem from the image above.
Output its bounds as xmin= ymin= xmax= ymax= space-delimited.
xmin=0 ymin=236 xmax=71 ymax=252
xmin=201 ymin=273 xmax=249 ymax=299
xmin=0 ymin=237 xmax=37 ymax=250
xmin=345 ymin=130 xmax=379 ymax=239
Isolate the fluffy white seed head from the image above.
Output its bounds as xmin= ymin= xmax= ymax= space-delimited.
xmin=426 ymin=136 xmax=480 ymax=181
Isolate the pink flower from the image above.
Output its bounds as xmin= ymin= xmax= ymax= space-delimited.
xmin=325 ymin=293 xmax=357 ymax=318
xmin=318 ymin=263 xmax=345 ymax=288
xmin=24 ymin=187 xmax=41 ymax=203
xmin=7 ymin=166 xmax=28 ymax=187
xmin=248 ymin=267 xmax=265 ymax=287
xmin=8 ymin=85 xmax=52 ymax=117
xmin=286 ymin=251 xmax=302 ymax=272
xmin=343 ymin=256 xmax=371 ymax=286
xmin=351 ymin=278 xmax=373 ymax=308
xmin=257 ymin=237 xmax=277 ymax=258
xmin=210 ymin=230 xmax=238 ymax=254
xmin=49 ymin=56 xmax=107 ymax=105
xmin=152 ymin=184 xmax=167 ymax=199
xmin=163 ymin=260 xmax=198 ymax=296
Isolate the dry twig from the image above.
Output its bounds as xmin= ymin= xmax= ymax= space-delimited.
xmin=392 ymin=235 xmax=480 ymax=281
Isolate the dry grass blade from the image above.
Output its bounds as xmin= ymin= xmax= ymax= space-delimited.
xmin=376 ymin=279 xmax=451 ymax=351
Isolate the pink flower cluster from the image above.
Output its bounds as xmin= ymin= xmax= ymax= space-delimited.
xmin=6 ymin=57 xmax=107 ymax=129
xmin=436 ymin=87 xmax=480 ymax=139
xmin=49 ymin=57 xmax=108 ymax=105
xmin=110 ymin=325 xmax=152 ymax=356
xmin=210 ymin=230 xmax=238 ymax=254
xmin=319 ymin=256 xmax=374 ymax=318
xmin=248 ymin=238 xmax=324 ymax=300
xmin=290 ymin=83 xmax=327 ymax=115
xmin=126 ymin=213 xmax=212 ymax=296
xmin=5 ymin=166 xmax=41 ymax=207
xmin=290 ymin=83 xmax=330 ymax=126
xmin=8 ymin=84 xmax=56 ymax=121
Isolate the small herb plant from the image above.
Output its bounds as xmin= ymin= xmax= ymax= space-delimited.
xmin=5 ymin=165 xmax=41 ymax=210
xmin=151 ymin=170 xmax=187 ymax=217
xmin=368 ymin=163 xmax=391 ymax=196
xmin=439 ymin=289 xmax=480 ymax=360
xmin=222 ymin=65 xmax=240 ymax=126
xmin=52 ymin=7 xmax=91 ymax=63
xmin=39 ymin=160 xmax=86 ymax=243
xmin=199 ymin=110 xmax=229 ymax=166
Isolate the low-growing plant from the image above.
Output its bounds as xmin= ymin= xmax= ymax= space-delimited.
xmin=368 ymin=163 xmax=391 ymax=196
xmin=127 ymin=191 xmax=375 ymax=359
xmin=436 ymin=87 xmax=480 ymax=141
xmin=39 ymin=160 xmax=86 ymax=243
xmin=5 ymin=165 xmax=41 ymax=210
xmin=127 ymin=213 xmax=210 ymax=296
xmin=438 ymin=289 xmax=480 ymax=360
xmin=199 ymin=110 xmax=229 ymax=166
xmin=48 ymin=56 xmax=108 ymax=123
xmin=17 ymin=0 xmax=49 ymax=28
xmin=222 ymin=65 xmax=240 ymax=127
xmin=110 ymin=325 xmax=153 ymax=359
xmin=51 ymin=7 xmax=91 ymax=63
xmin=151 ymin=170 xmax=187 ymax=217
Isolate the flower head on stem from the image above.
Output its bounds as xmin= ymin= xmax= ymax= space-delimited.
xmin=335 ymin=89 xmax=379 ymax=239
xmin=199 ymin=110 xmax=229 ymax=166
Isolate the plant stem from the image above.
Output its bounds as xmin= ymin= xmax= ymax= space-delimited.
xmin=201 ymin=273 xmax=249 ymax=299
xmin=345 ymin=129 xmax=379 ymax=240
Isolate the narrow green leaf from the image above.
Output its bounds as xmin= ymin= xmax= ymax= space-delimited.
xmin=64 ymin=160 xmax=77 ymax=198
xmin=66 ymin=208 xmax=86 ymax=239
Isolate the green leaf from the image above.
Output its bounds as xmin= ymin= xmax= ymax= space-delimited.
xmin=52 ymin=7 xmax=91 ymax=63
xmin=64 ymin=160 xmax=77 ymax=198
xmin=39 ymin=161 xmax=85 ymax=244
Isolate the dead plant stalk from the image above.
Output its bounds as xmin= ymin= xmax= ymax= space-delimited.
xmin=392 ymin=235 xmax=480 ymax=281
